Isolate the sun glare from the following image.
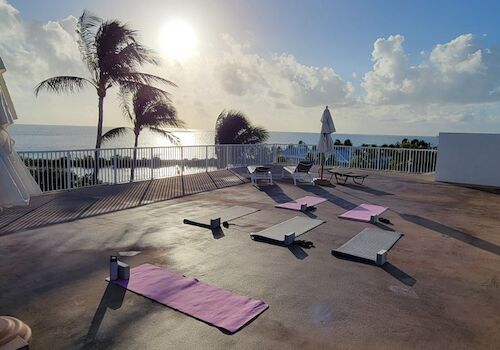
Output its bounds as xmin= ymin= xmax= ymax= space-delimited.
xmin=160 ymin=20 xmax=196 ymax=60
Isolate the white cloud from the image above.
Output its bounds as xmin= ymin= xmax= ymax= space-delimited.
xmin=0 ymin=0 xmax=98 ymax=126
xmin=215 ymin=35 xmax=355 ymax=107
xmin=362 ymin=34 xmax=500 ymax=105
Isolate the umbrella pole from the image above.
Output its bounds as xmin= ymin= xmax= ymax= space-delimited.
xmin=320 ymin=153 xmax=324 ymax=179
xmin=314 ymin=153 xmax=333 ymax=186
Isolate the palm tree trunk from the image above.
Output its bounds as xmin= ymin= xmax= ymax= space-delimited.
xmin=95 ymin=95 xmax=104 ymax=149
xmin=131 ymin=133 xmax=139 ymax=182
xmin=93 ymin=94 xmax=105 ymax=183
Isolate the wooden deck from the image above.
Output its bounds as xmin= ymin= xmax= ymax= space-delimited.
xmin=0 ymin=169 xmax=247 ymax=235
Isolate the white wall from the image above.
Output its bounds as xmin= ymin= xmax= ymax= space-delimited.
xmin=436 ymin=132 xmax=500 ymax=188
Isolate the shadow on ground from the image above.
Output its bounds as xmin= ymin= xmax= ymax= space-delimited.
xmin=333 ymin=253 xmax=416 ymax=286
xmin=342 ymin=184 xmax=394 ymax=196
xmin=86 ymin=283 xmax=127 ymax=341
xmin=301 ymin=185 xmax=357 ymax=210
xmin=258 ymin=184 xmax=294 ymax=204
xmin=401 ymin=213 xmax=500 ymax=256
xmin=251 ymin=236 xmax=313 ymax=260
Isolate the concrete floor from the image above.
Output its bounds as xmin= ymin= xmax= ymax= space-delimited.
xmin=0 ymin=170 xmax=499 ymax=349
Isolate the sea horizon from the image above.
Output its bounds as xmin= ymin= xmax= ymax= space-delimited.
xmin=9 ymin=124 xmax=439 ymax=151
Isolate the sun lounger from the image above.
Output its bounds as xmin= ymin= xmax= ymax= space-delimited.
xmin=328 ymin=170 xmax=368 ymax=185
xmin=247 ymin=166 xmax=273 ymax=185
xmin=275 ymin=196 xmax=327 ymax=211
xmin=338 ymin=204 xmax=387 ymax=223
xmin=283 ymin=160 xmax=314 ymax=185
xmin=184 ymin=206 xmax=258 ymax=229
xmin=250 ymin=216 xmax=324 ymax=245
xmin=108 ymin=263 xmax=268 ymax=333
xmin=332 ymin=228 xmax=403 ymax=265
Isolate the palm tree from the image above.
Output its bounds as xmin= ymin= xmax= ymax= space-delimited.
xmin=102 ymin=86 xmax=183 ymax=181
xmin=214 ymin=110 xmax=269 ymax=144
xmin=34 ymin=11 xmax=174 ymax=179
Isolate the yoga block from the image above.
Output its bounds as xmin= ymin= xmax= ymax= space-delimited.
xmin=210 ymin=217 xmax=221 ymax=229
xmin=376 ymin=249 xmax=387 ymax=266
xmin=284 ymin=232 xmax=296 ymax=246
xmin=118 ymin=261 xmax=130 ymax=280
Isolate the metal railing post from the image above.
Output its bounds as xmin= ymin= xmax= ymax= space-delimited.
xmin=113 ymin=149 xmax=117 ymax=184
xmin=150 ymin=147 xmax=154 ymax=180
xmin=65 ymin=151 xmax=72 ymax=190
xmin=377 ymin=148 xmax=381 ymax=170
xmin=243 ymin=145 xmax=247 ymax=166
xmin=205 ymin=145 xmax=209 ymax=172
xmin=225 ymin=145 xmax=229 ymax=169
xmin=180 ymin=146 xmax=184 ymax=176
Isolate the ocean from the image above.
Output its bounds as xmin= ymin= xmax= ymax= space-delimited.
xmin=8 ymin=124 xmax=438 ymax=151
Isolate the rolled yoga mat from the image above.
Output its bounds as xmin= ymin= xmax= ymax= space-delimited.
xmin=338 ymin=204 xmax=387 ymax=222
xmin=275 ymin=196 xmax=327 ymax=211
xmin=108 ymin=263 xmax=268 ymax=333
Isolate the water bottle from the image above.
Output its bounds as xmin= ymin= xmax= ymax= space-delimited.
xmin=109 ymin=256 xmax=118 ymax=281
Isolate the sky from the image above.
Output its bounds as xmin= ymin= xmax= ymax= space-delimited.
xmin=1 ymin=0 xmax=500 ymax=135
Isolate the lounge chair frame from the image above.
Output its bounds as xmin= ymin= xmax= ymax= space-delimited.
xmin=283 ymin=160 xmax=315 ymax=185
xmin=247 ymin=166 xmax=273 ymax=185
xmin=328 ymin=170 xmax=368 ymax=185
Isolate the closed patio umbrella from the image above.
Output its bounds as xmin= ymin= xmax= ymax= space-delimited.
xmin=0 ymin=56 xmax=41 ymax=209
xmin=315 ymin=106 xmax=335 ymax=186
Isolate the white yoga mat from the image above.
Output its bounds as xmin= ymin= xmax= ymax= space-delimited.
xmin=250 ymin=216 xmax=324 ymax=245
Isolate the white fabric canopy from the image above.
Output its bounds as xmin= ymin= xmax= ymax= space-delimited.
xmin=0 ymin=57 xmax=41 ymax=209
xmin=317 ymin=106 xmax=335 ymax=154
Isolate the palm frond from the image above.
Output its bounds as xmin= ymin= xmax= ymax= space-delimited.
xmin=214 ymin=109 xmax=268 ymax=144
xmin=144 ymin=104 xmax=184 ymax=129
xmin=114 ymin=42 xmax=159 ymax=69
xmin=240 ymin=126 xmax=269 ymax=144
xmin=120 ymin=72 xmax=177 ymax=88
xmin=96 ymin=20 xmax=160 ymax=79
xmin=148 ymin=127 xmax=180 ymax=145
xmin=118 ymin=88 xmax=135 ymax=123
xmin=102 ymin=127 xmax=131 ymax=142
xmin=76 ymin=10 xmax=102 ymax=75
xmin=34 ymin=76 xmax=94 ymax=96
xmin=117 ymin=80 xmax=172 ymax=100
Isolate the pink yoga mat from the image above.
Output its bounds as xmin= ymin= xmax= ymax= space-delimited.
xmin=275 ymin=196 xmax=327 ymax=211
xmin=109 ymin=263 xmax=268 ymax=333
xmin=338 ymin=204 xmax=388 ymax=222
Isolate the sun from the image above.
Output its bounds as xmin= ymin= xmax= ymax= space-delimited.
xmin=160 ymin=20 xmax=196 ymax=60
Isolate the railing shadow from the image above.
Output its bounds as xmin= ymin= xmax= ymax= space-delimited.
xmin=401 ymin=213 xmax=500 ymax=256
xmin=0 ymin=170 xmax=247 ymax=236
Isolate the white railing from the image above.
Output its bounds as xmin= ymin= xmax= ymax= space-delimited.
xmin=18 ymin=144 xmax=437 ymax=192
